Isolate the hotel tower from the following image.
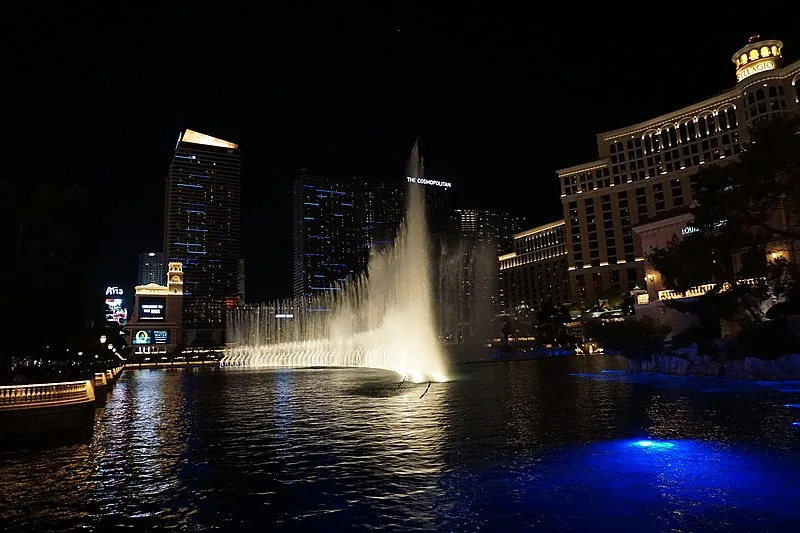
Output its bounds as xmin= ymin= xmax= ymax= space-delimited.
xmin=164 ymin=129 xmax=242 ymax=345
xmin=557 ymin=37 xmax=800 ymax=304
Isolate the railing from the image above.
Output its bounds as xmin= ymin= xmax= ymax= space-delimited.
xmin=658 ymin=278 xmax=762 ymax=301
xmin=95 ymin=373 xmax=108 ymax=387
xmin=0 ymin=380 xmax=95 ymax=409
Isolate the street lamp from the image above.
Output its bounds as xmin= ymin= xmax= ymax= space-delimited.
xmin=100 ymin=335 xmax=107 ymax=344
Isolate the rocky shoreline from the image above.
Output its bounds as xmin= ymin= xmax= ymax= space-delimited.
xmin=626 ymin=346 xmax=800 ymax=380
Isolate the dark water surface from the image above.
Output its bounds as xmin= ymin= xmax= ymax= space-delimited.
xmin=2 ymin=356 xmax=799 ymax=531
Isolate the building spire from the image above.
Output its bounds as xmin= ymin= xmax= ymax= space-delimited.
xmin=406 ymin=136 xmax=424 ymax=179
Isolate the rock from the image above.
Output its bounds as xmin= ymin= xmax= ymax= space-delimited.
xmin=733 ymin=360 xmax=745 ymax=379
xmin=666 ymin=355 xmax=677 ymax=374
xmin=744 ymin=357 xmax=768 ymax=378
xmin=688 ymin=343 xmax=698 ymax=358
xmin=708 ymin=362 xmax=721 ymax=376
xmin=766 ymin=361 xmax=783 ymax=380
xmin=722 ymin=362 xmax=735 ymax=378
xmin=650 ymin=354 xmax=661 ymax=371
xmin=627 ymin=359 xmax=641 ymax=373
xmin=702 ymin=354 xmax=712 ymax=366
xmin=641 ymin=360 xmax=650 ymax=372
xmin=673 ymin=357 xmax=690 ymax=375
xmin=781 ymin=354 xmax=800 ymax=377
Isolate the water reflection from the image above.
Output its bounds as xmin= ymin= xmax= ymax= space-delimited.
xmin=0 ymin=357 xmax=799 ymax=531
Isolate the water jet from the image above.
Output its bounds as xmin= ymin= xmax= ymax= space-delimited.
xmin=222 ymin=183 xmax=448 ymax=382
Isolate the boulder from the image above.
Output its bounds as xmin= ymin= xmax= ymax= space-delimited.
xmin=744 ymin=357 xmax=769 ymax=378
xmin=765 ymin=360 xmax=783 ymax=380
xmin=627 ymin=359 xmax=641 ymax=373
xmin=779 ymin=354 xmax=800 ymax=377
xmin=708 ymin=362 xmax=721 ymax=376
xmin=691 ymin=361 xmax=708 ymax=375
xmin=733 ymin=360 xmax=746 ymax=379
xmin=666 ymin=355 xmax=678 ymax=374
xmin=673 ymin=357 xmax=690 ymax=375
xmin=722 ymin=362 xmax=735 ymax=378
xmin=641 ymin=360 xmax=650 ymax=372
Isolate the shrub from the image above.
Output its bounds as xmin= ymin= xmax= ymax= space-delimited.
xmin=585 ymin=317 xmax=671 ymax=360
xmin=736 ymin=320 xmax=800 ymax=360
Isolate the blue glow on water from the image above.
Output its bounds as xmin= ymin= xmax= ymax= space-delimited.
xmin=793 ymin=422 xmax=800 ymax=427
xmin=632 ymin=439 xmax=676 ymax=450
xmin=779 ymin=389 xmax=800 ymax=393
xmin=785 ymin=404 xmax=800 ymax=408
xmin=448 ymin=438 xmax=800 ymax=531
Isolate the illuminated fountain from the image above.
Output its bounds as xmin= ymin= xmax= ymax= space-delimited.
xmin=222 ymin=182 xmax=448 ymax=383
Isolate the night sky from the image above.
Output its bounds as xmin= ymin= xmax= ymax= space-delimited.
xmin=8 ymin=5 xmax=798 ymax=302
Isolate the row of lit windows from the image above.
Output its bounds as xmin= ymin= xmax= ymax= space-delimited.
xmin=513 ymin=227 xmax=565 ymax=254
xmin=499 ymin=247 xmax=567 ymax=270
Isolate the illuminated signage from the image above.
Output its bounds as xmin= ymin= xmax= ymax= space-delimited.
xmin=132 ymin=330 xmax=170 ymax=345
xmin=681 ymin=219 xmax=727 ymax=236
xmin=406 ymin=177 xmax=452 ymax=188
xmin=736 ymin=58 xmax=776 ymax=81
xmin=104 ymin=286 xmax=127 ymax=325
xmin=139 ymin=296 xmax=166 ymax=321
xmin=681 ymin=226 xmax=699 ymax=235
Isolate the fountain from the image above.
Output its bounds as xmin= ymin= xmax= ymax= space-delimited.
xmin=222 ymin=181 xmax=448 ymax=383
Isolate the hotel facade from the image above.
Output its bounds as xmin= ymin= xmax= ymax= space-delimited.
xmin=557 ymin=38 xmax=800 ymax=305
xmin=498 ymin=220 xmax=570 ymax=313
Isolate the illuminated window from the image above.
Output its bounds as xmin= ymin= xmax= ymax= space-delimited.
xmin=726 ymin=108 xmax=738 ymax=128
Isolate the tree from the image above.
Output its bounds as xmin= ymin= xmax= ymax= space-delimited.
xmin=0 ymin=183 xmax=103 ymax=365
xmin=584 ymin=316 xmax=670 ymax=360
xmin=648 ymin=116 xmax=800 ymax=325
xmin=535 ymin=300 xmax=573 ymax=345
xmin=691 ymin=115 xmax=800 ymax=243
xmin=597 ymin=287 xmax=625 ymax=310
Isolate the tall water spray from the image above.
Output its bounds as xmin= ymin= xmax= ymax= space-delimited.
xmin=223 ymin=183 xmax=448 ymax=382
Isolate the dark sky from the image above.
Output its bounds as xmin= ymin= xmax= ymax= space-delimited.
xmin=7 ymin=5 xmax=798 ymax=302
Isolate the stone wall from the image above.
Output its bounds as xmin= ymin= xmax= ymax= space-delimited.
xmin=627 ymin=349 xmax=800 ymax=380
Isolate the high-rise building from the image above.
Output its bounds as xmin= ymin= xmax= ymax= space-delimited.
xmin=292 ymin=174 xmax=361 ymax=302
xmin=440 ymin=208 xmax=524 ymax=342
xmin=557 ymin=37 xmax=799 ymax=305
xmin=138 ymin=252 xmax=165 ymax=286
xmin=164 ymin=129 xmax=241 ymax=345
xmin=292 ymin=174 xmax=406 ymax=302
xmin=237 ymin=259 xmax=246 ymax=305
xmin=498 ymin=220 xmax=570 ymax=313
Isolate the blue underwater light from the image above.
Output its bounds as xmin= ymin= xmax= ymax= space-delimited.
xmin=632 ymin=440 xmax=676 ymax=450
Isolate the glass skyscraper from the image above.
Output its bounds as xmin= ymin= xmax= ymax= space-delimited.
xmin=292 ymin=174 xmax=404 ymax=302
xmin=137 ymin=252 xmax=165 ymax=285
xmin=292 ymin=141 xmax=453 ymax=324
xmin=164 ymin=129 xmax=241 ymax=344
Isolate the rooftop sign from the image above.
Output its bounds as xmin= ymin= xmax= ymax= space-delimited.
xmin=406 ymin=177 xmax=451 ymax=188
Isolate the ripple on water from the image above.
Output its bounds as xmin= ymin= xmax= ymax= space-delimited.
xmin=0 ymin=359 xmax=798 ymax=531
